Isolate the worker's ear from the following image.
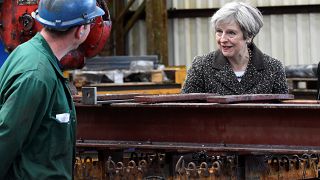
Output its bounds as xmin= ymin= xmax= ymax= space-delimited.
xmin=75 ymin=25 xmax=85 ymax=39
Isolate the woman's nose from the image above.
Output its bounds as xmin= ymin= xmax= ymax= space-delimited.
xmin=220 ymin=33 xmax=228 ymax=42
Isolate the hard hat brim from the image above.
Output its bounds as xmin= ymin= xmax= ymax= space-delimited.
xmin=33 ymin=5 xmax=105 ymax=30
xmin=90 ymin=6 xmax=105 ymax=20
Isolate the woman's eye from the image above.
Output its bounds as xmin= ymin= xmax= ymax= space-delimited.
xmin=216 ymin=30 xmax=222 ymax=35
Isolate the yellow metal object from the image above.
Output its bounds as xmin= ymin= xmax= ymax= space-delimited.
xmin=164 ymin=66 xmax=187 ymax=84
xmin=151 ymin=70 xmax=163 ymax=83
xmin=79 ymin=82 xmax=182 ymax=95
xmin=63 ymin=70 xmax=71 ymax=79
xmin=71 ymin=66 xmax=187 ymax=95
xmin=96 ymin=88 xmax=181 ymax=95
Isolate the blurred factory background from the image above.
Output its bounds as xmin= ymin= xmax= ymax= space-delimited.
xmin=107 ymin=0 xmax=320 ymax=67
xmin=72 ymin=0 xmax=319 ymax=99
xmin=1 ymin=0 xmax=319 ymax=68
xmin=1 ymin=0 xmax=319 ymax=97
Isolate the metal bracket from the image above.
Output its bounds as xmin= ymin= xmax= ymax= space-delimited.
xmin=82 ymin=87 xmax=97 ymax=105
xmin=82 ymin=87 xmax=135 ymax=105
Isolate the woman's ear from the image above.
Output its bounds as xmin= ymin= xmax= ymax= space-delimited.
xmin=246 ymin=37 xmax=253 ymax=44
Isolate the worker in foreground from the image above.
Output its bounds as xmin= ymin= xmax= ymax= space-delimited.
xmin=182 ymin=2 xmax=288 ymax=95
xmin=0 ymin=0 xmax=104 ymax=179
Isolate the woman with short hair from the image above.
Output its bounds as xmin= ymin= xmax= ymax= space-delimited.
xmin=182 ymin=2 xmax=288 ymax=95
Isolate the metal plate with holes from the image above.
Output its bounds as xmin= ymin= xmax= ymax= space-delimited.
xmin=82 ymin=87 xmax=97 ymax=105
xmin=18 ymin=0 xmax=37 ymax=5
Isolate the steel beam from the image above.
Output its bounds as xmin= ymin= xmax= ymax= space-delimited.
xmin=76 ymin=103 xmax=320 ymax=150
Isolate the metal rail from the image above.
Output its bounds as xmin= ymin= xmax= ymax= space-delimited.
xmin=77 ymin=140 xmax=320 ymax=155
xmin=76 ymin=102 xmax=320 ymax=151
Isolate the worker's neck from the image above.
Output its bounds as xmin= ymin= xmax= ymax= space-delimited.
xmin=40 ymin=30 xmax=75 ymax=60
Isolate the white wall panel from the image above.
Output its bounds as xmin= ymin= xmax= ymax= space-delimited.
xmin=297 ymin=14 xmax=311 ymax=64
xmin=270 ymin=0 xmax=283 ymax=6
xmin=296 ymin=0 xmax=309 ymax=4
xmin=208 ymin=18 xmax=216 ymax=53
xmin=196 ymin=18 xmax=209 ymax=56
xmin=128 ymin=21 xmax=146 ymax=55
xmin=244 ymin=0 xmax=257 ymax=6
xmin=283 ymin=15 xmax=298 ymax=66
xmin=207 ymin=0 xmax=220 ymax=8
xmin=257 ymin=0 xmax=271 ymax=6
xmin=283 ymin=0 xmax=297 ymax=5
xmin=184 ymin=18 xmax=193 ymax=66
xmin=175 ymin=19 xmax=186 ymax=65
xmin=270 ymin=15 xmax=285 ymax=64
xmin=310 ymin=0 xmax=320 ymax=3
xmin=310 ymin=13 xmax=320 ymax=64
xmin=255 ymin=16 xmax=272 ymax=56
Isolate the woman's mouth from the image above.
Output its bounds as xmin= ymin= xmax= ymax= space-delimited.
xmin=221 ymin=45 xmax=232 ymax=51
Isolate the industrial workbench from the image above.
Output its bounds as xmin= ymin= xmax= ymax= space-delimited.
xmin=74 ymin=102 xmax=320 ymax=180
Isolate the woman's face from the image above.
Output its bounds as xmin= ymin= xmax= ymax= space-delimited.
xmin=215 ymin=20 xmax=248 ymax=60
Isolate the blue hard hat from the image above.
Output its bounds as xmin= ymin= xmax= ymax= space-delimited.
xmin=33 ymin=0 xmax=105 ymax=30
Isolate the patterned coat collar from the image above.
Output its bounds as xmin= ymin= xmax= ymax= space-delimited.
xmin=212 ymin=43 xmax=265 ymax=70
xmin=211 ymin=43 xmax=266 ymax=94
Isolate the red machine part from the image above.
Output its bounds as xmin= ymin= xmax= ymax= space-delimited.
xmin=61 ymin=14 xmax=112 ymax=70
xmin=0 ymin=0 xmax=42 ymax=52
xmin=80 ymin=16 xmax=112 ymax=58
xmin=0 ymin=0 xmax=111 ymax=70
xmin=64 ymin=2 xmax=112 ymax=69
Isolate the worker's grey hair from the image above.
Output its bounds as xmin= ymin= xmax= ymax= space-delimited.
xmin=210 ymin=2 xmax=263 ymax=40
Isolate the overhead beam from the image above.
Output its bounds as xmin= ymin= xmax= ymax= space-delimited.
xmin=167 ymin=5 xmax=320 ymax=19
xmin=124 ymin=0 xmax=146 ymax=34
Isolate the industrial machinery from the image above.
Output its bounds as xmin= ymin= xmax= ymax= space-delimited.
xmin=0 ymin=0 xmax=112 ymax=69
xmin=75 ymin=93 xmax=320 ymax=179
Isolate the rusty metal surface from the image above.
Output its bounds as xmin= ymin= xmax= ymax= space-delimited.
xmin=110 ymin=102 xmax=320 ymax=109
xmin=206 ymin=94 xmax=294 ymax=104
xmin=0 ymin=0 xmax=41 ymax=51
xmin=134 ymin=93 xmax=215 ymax=103
xmin=96 ymin=93 xmax=142 ymax=104
xmin=74 ymin=152 xmax=319 ymax=180
xmin=77 ymin=140 xmax=320 ymax=154
xmin=98 ymin=93 xmax=143 ymax=100
xmin=282 ymin=100 xmax=320 ymax=104
xmin=81 ymin=87 xmax=140 ymax=105
xmin=74 ymin=147 xmax=320 ymax=180
xmin=76 ymin=103 xmax=320 ymax=148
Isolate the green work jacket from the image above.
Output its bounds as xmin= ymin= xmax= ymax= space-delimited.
xmin=0 ymin=33 xmax=77 ymax=179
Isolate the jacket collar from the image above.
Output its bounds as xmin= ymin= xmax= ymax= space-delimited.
xmin=249 ymin=43 xmax=265 ymax=71
xmin=211 ymin=43 xmax=265 ymax=94
xmin=212 ymin=43 xmax=265 ymax=71
xmin=33 ymin=33 xmax=66 ymax=80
